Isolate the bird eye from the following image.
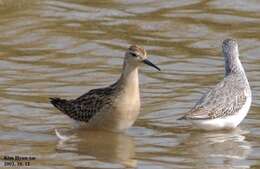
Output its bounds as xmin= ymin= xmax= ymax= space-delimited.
xmin=131 ymin=53 xmax=138 ymax=57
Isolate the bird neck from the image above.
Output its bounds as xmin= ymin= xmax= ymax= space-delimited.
xmin=117 ymin=60 xmax=139 ymax=93
xmin=224 ymin=49 xmax=245 ymax=76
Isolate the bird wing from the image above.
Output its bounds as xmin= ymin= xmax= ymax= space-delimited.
xmin=183 ymin=75 xmax=248 ymax=120
xmin=50 ymin=87 xmax=115 ymax=122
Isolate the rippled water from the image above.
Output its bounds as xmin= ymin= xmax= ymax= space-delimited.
xmin=0 ymin=0 xmax=259 ymax=168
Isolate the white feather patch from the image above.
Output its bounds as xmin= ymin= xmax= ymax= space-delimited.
xmin=55 ymin=129 xmax=72 ymax=141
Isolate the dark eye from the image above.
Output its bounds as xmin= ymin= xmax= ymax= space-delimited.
xmin=131 ymin=52 xmax=138 ymax=57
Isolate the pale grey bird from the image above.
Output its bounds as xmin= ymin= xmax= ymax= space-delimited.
xmin=50 ymin=45 xmax=160 ymax=132
xmin=178 ymin=39 xmax=251 ymax=130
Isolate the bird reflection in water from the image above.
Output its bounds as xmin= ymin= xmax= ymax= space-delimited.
xmin=55 ymin=129 xmax=137 ymax=168
xmin=179 ymin=128 xmax=251 ymax=168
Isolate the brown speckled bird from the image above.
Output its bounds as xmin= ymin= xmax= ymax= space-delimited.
xmin=50 ymin=45 xmax=160 ymax=132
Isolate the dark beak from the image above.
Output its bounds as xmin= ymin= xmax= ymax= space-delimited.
xmin=143 ymin=59 xmax=161 ymax=71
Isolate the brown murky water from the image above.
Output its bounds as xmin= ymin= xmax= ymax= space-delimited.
xmin=0 ymin=0 xmax=259 ymax=168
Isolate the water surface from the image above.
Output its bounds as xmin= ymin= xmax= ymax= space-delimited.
xmin=0 ymin=0 xmax=260 ymax=168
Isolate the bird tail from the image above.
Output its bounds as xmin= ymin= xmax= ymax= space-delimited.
xmin=50 ymin=97 xmax=70 ymax=113
xmin=177 ymin=116 xmax=186 ymax=120
xmin=50 ymin=97 xmax=81 ymax=121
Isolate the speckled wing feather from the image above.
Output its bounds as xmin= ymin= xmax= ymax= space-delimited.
xmin=183 ymin=74 xmax=248 ymax=120
xmin=50 ymin=86 xmax=116 ymax=122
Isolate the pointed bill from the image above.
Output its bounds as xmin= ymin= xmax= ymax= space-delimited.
xmin=143 ymin=59 xmax=161 ymax=71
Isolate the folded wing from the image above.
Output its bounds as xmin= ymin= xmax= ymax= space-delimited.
xmin=181 ymin=75 xmax=247 ymax=120
xmin=50 ymin=87 xmax=114 ymax=122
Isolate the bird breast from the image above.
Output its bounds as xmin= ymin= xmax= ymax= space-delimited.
xmin=115 ymin=88 xmax=141 ymax=121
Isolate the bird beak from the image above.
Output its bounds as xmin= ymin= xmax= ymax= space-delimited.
xmin=143 ymin=59 xmax=161 ymax=71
